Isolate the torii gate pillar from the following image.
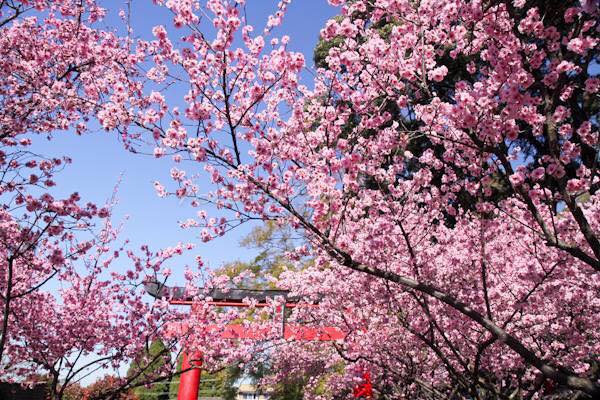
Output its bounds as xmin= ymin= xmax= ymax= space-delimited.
xmin=178 ymin=352 xmax=202 ymax=400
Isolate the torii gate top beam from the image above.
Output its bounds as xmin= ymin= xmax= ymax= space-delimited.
xmin=144 ymin=280 xmax=311 ymax=308
xmin=144 ymin=280 xmax=339 ymax=340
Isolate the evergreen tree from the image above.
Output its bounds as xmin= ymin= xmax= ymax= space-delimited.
xmin=216 ymin=221 xmax=301 ymax=289
xmin=127 ymin=339 xmax=172 ymax=400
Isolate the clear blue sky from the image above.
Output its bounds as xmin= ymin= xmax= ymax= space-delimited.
xmin=32 ymin=1 xmax=337 ymax=285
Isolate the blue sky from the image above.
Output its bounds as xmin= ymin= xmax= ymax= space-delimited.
xmin=33 ymin=0 xmax=338 ymax=285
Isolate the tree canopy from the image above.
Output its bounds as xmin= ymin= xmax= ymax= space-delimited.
xmin=1 ymin=0 xmax=599 ymax=399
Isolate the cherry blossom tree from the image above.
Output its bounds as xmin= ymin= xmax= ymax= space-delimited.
xmin=4 ymin=0 xmax=598 ymax=398
xmin=0 ymin=1 xmax=190 ymax=398
xmin=132 ymin=0 xmax=600 ymax=397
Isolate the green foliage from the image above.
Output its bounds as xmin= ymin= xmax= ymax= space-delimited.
xmin=212 ymin=367 xmax=241 ymax=400
xmin=197 ymin=369 xmax=235 ymax=398
xmin=270 ymin=377 xmax=305 ymax=400
xmin=168 ymin=355 xmax=183 ymax=399
xmin=313 ymin=15 xmax=344 ymax=69
xmin=127 ymin=339 xmax=172 ymax=400
xmin=216 ymin=221 xmax=300 ymax=289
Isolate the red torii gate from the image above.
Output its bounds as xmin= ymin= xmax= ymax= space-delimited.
xmin=145 ymin=281 xmax=373 ymax=400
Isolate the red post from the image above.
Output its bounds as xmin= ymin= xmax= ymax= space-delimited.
xmin=178 ymin=351 xmax=202 ymax=400
xmin=353 ymin=372 xmax=373 ymax=398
